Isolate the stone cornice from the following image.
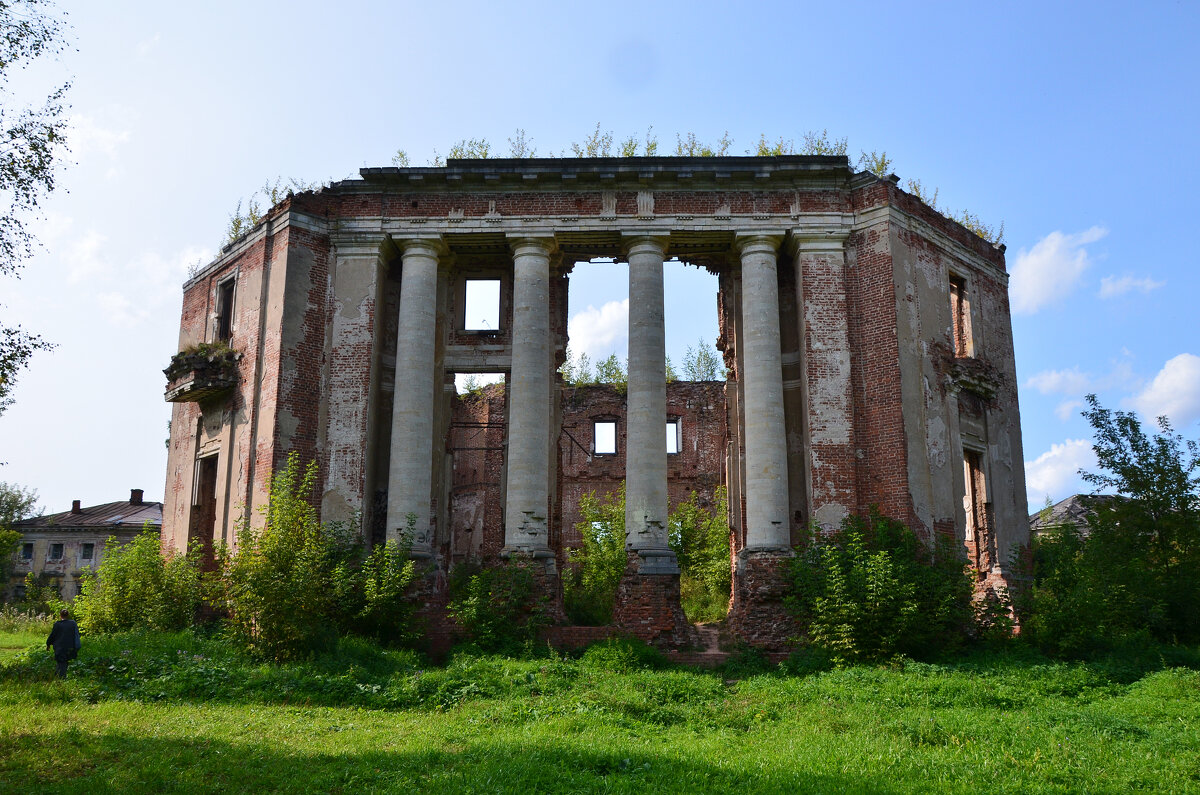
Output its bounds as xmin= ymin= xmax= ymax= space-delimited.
xmin=352 ymin=155 xmax=853 ymax=193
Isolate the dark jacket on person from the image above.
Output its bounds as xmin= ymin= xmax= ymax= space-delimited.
xmin=47 ymin=619 xmax=80 ymax=661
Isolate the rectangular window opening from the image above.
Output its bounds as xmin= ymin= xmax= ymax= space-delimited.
xmin=666 ymin=418 xmax=680 ymax=455
xmin=215 ymin=278 xmax=235 ymax=343
xmin=464 ymin=279 xmax=501 ymax=331
xmin=594 ymin=420 xmax=617 ymax=455
xmin=949 ymin=274 xmax=972 ymax=357
xmin=20 ymin=543 xmax=32 ymax=560
xmin=49 ymin=543 xmax=63 ymax=561
xmin=81 ymin=543 xmax=95 ymax=560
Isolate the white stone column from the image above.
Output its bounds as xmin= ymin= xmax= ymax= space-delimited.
xmin=624 ymin=235 xmax=677 ymax=572
xmin=386 ymin=238 xmax=441 ymax=554
xmin=737 ymin=233 xmax=791 ymax=550
xmin=504 ymin=236 xmax=554 ymax=559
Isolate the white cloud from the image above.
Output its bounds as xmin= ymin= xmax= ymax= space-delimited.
xmin=66 ymin=229 xmax=111 ymax=284
xmin=1054 ymin=399 xmax=1084 ymax=421
xmin=1098 ymin=274 xmax=1165 ymax=299
xmin=66 ymin=237 xmax=212 ymax=326
xmin=567 ymin=298 xmax=628 ymax=359
xmin=1025 ymin=438 xmax=1096 ymax=505
xmin=68 ymin=114 xmax=131 ymax=161
xmin=1026 ymin=366 xmax=1092 ymax=396
xmin=1010 ymin=226 xmax=1107 ymax=314
xmin=1128 ymin=353 xmax=1200 ymax=428
xmin=96 ymin=291 xmax=147 ymax=328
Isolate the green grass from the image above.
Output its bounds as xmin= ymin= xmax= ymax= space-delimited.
xmin=1 ymin=632 xmax=1198 ymax=793
xmin=0 ymin=630 xmax=43 ymax=662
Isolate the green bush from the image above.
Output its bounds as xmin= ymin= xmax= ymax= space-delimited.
xmin=669 ymin=488 xmax=731 ymax=623
xmin=72 ymin=530 xmax=202 ymax=633
xmin=222 ymin=454 xmax=360 ymax=661
xmin=448 ymin=558 xmax=550 ymax=655
xmin=562 ymin=487 xmax=628 ymax=625
xmin=1022 ymin=396 xmax=1200 ymax=656
xmin=351 ymin=540 xmax=419 ymax=648
xmin=18 ymin=571 xmax=65 ymax=616
xmin=563 ymin=485 xmax=732 ymax=625
xmin=785 ymin=512 xmax=974 ymax=665
xmin=578 ymin=636 xmax=668 ymax=673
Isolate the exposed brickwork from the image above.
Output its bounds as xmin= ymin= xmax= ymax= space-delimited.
xmin=612 ymin=551 xmax=696 ymax=648
xmin=164 ymin=157 xmax=1030 ymax=653
xmin=726 ymin=550 xmax=797 ymax=652
xmin=558 ymin=382 xmax=726 ymax=547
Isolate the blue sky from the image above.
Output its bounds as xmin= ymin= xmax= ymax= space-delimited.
xmin=1 ymin=0 xmax=1198 ymax=516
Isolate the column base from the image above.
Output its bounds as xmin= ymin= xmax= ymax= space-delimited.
xmin=728 ymin=547 xmax=797 ymax=653
xmin=613 ymin=550 xmax=695 ymax=648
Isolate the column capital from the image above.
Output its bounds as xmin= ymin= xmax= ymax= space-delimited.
xmin=789 ymin=228 xmax=850 ymax=255
xmin=506 ymin=233 xmax=557 ymax=256
xmin=734 ymin=232 xmax=786 ymax=257
xmin=620 ymin=232 xmax=669 ymax=258
xmin=392 ymin=235 xmax=446 ymax=258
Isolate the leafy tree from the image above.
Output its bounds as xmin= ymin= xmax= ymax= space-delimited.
xmin=72 ymin=530 xmax=203 ymax=634
xmin=785 ymin=512 xmax=975 ymax=665
xmin=0 ymin=0 xmax=69 ymax=416
xmin=0 ymin=480 xmax=37 ymax=526
xmin=0 ymin=527 xmax=17 ymax=594
xmin=558 ymin=347 xmax=595 ymax=386
xmin=0 ymin=481 xmax=37 ymax=592
xmin=682 ymin=338 xmax=725 ymax=381
xmin=19 ymin=570 xmax=61 ymax=614
xmin=1023 ymin=395 xmax=1200 ymax=654
xmin=594 ymin=353 xmax=627 ymax=392
xmin=507 ymin=128 xmax=535 ymax=158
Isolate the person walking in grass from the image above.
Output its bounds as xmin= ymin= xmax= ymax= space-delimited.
xmin=46 ymin=609 xmax=80 ymax=678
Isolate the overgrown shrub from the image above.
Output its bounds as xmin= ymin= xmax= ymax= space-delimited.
xmin=1021 ymin=396 xmax=1200 ymax=656
xmin=579 ymin=636 xmax=668 ymax=673
xmin=670 ymin=488 xmax=731 ymax=623
xmin=351 ymin=540 xmax=419 ymax=648
xmin=18 ymin=571 xmax=65 ymax=616
xmin=785 ymin=512 xmax=974 ymax=665
xmin=222 ymin=454 xmax=360 ymax=661
xmin=563 ymin=485 xmax=732 ymax=625
xmin=72 ymin=530 xmax=202 ymax=633
xmin=448 ymin=558 xmax=550 ymax=655
xmin=562 ymin=487 xmax=627 ymax=625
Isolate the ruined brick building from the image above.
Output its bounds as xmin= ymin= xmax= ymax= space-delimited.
xmin=163 ymin=155 xmax=1030 ymax=649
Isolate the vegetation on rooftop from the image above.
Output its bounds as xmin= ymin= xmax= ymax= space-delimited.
xmin=219 ymin=126 xmax=1005 ymax=249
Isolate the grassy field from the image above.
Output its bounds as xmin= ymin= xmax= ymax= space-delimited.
xmin=0 ymin=629 xmax=1197 ymax=793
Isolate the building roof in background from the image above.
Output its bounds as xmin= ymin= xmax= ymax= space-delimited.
xmin=12 ymin=489 xmax=163 ymax=533
xmin=1029 ymin=493 xmax=1122 ymax=534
